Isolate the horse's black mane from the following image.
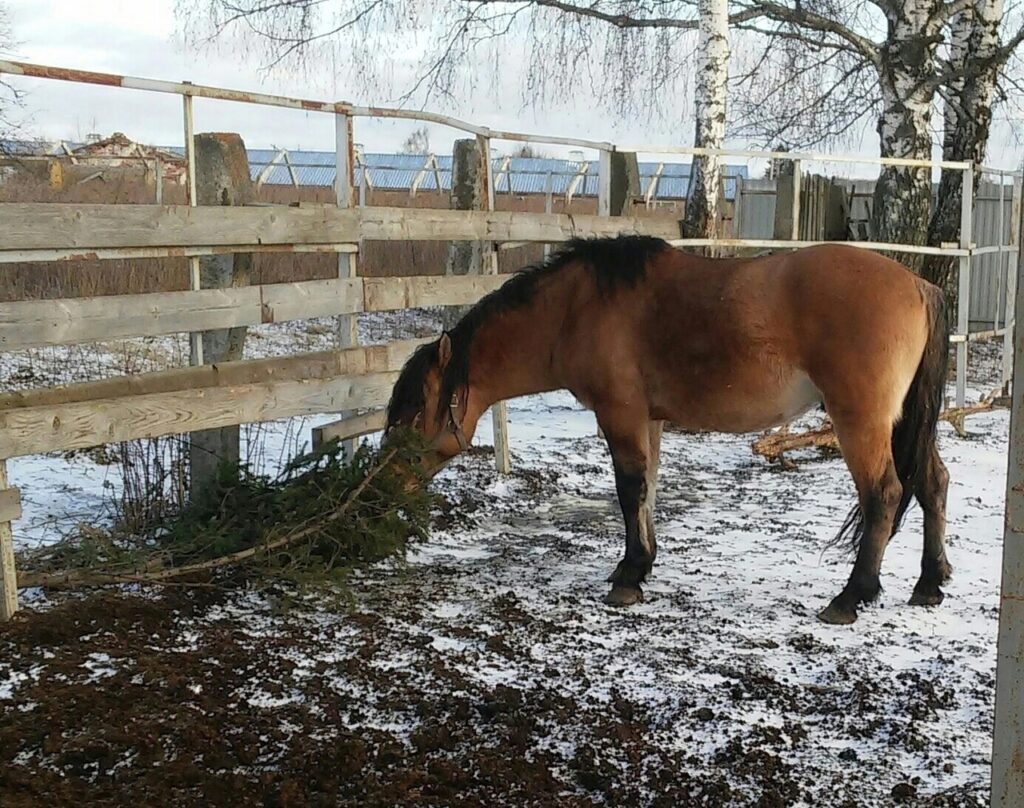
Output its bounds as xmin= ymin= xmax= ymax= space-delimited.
xmin=385 ymin=235 xmax=671 ymax=430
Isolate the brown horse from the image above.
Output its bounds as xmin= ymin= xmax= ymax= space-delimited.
xmin=385 ymin=236 xmax=950 ymax=624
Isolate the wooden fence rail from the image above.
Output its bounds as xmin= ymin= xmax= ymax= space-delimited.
xmin=0 ymin=275 xmax=509 ymax=351
xmin=0 ymin=204 xmax=681 ymax=260
xmin=0 ymin=338 xmax=430 ymax=459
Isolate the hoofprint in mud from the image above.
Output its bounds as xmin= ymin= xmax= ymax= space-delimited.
xmin=0 ymin=324 xmax=1007 ymax=805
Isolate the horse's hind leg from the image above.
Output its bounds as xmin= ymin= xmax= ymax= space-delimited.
xmin=910 ymin=447 xmax=952 ymax=606
xmin=600 ymin=414 xmax=661 ymax=606
xmin=819 ymin=415 xmax=903 ymax=625
xmin=642 ymin=421 xmax=664 ymax=561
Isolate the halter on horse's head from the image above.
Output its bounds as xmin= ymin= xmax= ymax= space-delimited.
xmin=385 ymin=333 xmax=472 ymax=465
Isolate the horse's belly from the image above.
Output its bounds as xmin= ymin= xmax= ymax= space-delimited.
xmin=660 ymin=371 xmax=822 ymax=433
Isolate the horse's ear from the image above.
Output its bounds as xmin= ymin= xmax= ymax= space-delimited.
xmin=438 ymin=332 xmax=453 ymax=370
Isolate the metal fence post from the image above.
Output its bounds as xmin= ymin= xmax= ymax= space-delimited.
xmin=996 ymin=178 xmax=1006 ymax=334
xmin=791 ymin=158 xmax=802 ymax=241
xmin=598 ymin=148 xmax=612 ymax=217
xmin=595 ymin=149 xmax=615 ymax=441
xmin=1004 ymin=174 xmax=1022 ymax=390
xmin=479 ymin=135 xmax=511 ymax=474
xmin=335 ymin=111 xmax=359 ymax=461
xmin=544 ymin=169 xmax=554 ymax=259
xmin=991 ymin=210 xmax=1024 ymax=808
xmin=183 ymin=90 xmax=203 ymax=368
xmin=957 ymin=164 xmax=974 ymax=408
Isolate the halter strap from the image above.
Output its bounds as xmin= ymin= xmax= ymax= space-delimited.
xmin=447 ymin=392 xmax=470 ymax=452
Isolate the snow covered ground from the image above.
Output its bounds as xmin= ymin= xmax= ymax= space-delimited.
xmin=0 ymin=325 xmax=1010 ymax=805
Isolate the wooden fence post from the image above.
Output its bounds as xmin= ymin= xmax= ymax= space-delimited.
xmin=773 ymin=160 xmax=801 ymax=241
xmin=188 ymin=133 xmax=253 ymax=493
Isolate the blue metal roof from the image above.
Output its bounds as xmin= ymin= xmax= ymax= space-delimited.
xmin=252 ymin=150 xmax=747 ymax=199
xmin=1 ymin=140 xmax=747 ymax=200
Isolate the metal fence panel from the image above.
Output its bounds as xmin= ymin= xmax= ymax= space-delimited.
xmin=734 ymin=177 xmax=776 ymax=239
xmin=970 ymin=182 xmax=1014 ymax=328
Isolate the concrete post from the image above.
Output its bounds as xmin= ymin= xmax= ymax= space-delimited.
xmin=188 ymin=132 xmax=253 ymax=494
xmin=444 ymin=138 xmax=487 ymax=329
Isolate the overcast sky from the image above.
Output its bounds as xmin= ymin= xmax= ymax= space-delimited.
xmin=3 ymin=0 xmax=1023 ymax=174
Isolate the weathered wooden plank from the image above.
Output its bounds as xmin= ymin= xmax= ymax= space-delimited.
xmin=0 ymin=204 xmax=680 ymax=253
xmin=0 ymin=488 xmax=22 ymax=523
xmin=0 ymin=275 xmax=499 ymax=351
xmin=0 ymin=339 xmax=428 ymax=413
xmin=357 ymin=207 xmax=679 ymax=243
xmin=0 ymin=462 xmax=16 ymax=620
xmin=363 ymin=275 xmax=506 ymax=311
xmin=0 ymin=243 xmax=359 ymax=265
xmin=260 ymin=278 xmax=364 ymax=323
xmin=0 ymin=287 xmax=264 ymax=349
xmin=312 ymin=410 xmax=387 ymax=447
xmin=0 ymin=203 xmax=361 ymax=250
xmin=0 ymin=371 xmax=400 ymax=459
xmin=0 ymin=279 xmax=363 ymax=351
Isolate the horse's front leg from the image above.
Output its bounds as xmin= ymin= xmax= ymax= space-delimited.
xmin=601 ymin=417 xmax=662 ymax=606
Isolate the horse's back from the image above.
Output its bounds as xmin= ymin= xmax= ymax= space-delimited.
xmin=633 ymin=245 xmax=933 ymax=431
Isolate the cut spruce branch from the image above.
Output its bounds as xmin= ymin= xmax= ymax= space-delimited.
xmin=16 ymin=434 xmax=434 ymax=592
xmin=752 ymin=393 xmax=1005 ymax=467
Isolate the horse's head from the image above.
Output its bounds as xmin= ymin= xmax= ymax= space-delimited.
xmin=384 ymin=332 xmax=478 ymax=474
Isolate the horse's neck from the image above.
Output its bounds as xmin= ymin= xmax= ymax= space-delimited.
xmin=468 ymin=295 xmax=560 ymax=407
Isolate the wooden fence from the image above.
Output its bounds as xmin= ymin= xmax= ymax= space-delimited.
xmin=0 ymin=57 xmax=1017 ymax=624
xmin=6 ymin=59 xmax=1024 ymax=808
xmin=0 ymin=202 xmax=679 ymax=619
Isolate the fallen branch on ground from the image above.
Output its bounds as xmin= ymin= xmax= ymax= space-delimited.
xmin=752 ymin=391 xmax=1005 ymax=467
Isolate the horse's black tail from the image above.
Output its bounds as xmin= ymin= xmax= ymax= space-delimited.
xmin=833 ymin=284 xmax=948 ymax=554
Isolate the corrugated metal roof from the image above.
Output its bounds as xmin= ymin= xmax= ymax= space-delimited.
xmin=258 ymin=152 xmax=747 ymax=199
xmin=2 ymin=139 xmax=747 ymax=199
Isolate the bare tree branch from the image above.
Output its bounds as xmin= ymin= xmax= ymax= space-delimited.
xmin=936 ymin=0 xmax=977 ymax=25
xmin=738 ymin=1 xmax=881 ymax=64
xmin=0 ymin=1 xmax=22 ymax=147
xmin=928 ymin=23 xmax=1024 ymax=93
xmin=467 ymin=0 xmax=767 ymax=29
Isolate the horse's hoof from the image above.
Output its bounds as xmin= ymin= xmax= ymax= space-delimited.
xmin=909 ymin=587 xmax=944 ymax=607
xmin=817 ymin=602 xmax=857 ymax=625
xmin=604 ymin=585 xmax=643 ymax=606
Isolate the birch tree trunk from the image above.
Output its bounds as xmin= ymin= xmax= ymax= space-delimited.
xmin=925 ymin=0 xmax=1004 ymax=308
xmin=872 ymin=0 xmax=942 ymax=271
xmin=682 ymin=0 xmax=729 ymax=241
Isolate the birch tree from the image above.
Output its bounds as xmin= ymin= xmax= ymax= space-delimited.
xmin=177 ymin=0 xmax=745 ymax=240
xmin=737 ymin=0 xmax=1024 ymax=275
xmin=685 ymin=0 xmax=730 ymax=238
xmin=732 ymin=1 xmax=951 ymax=261
xmin=179 ymin=0 xmax=1024 ymax=256
xmin=924 ymin=0 xmax=1024 ymax=302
